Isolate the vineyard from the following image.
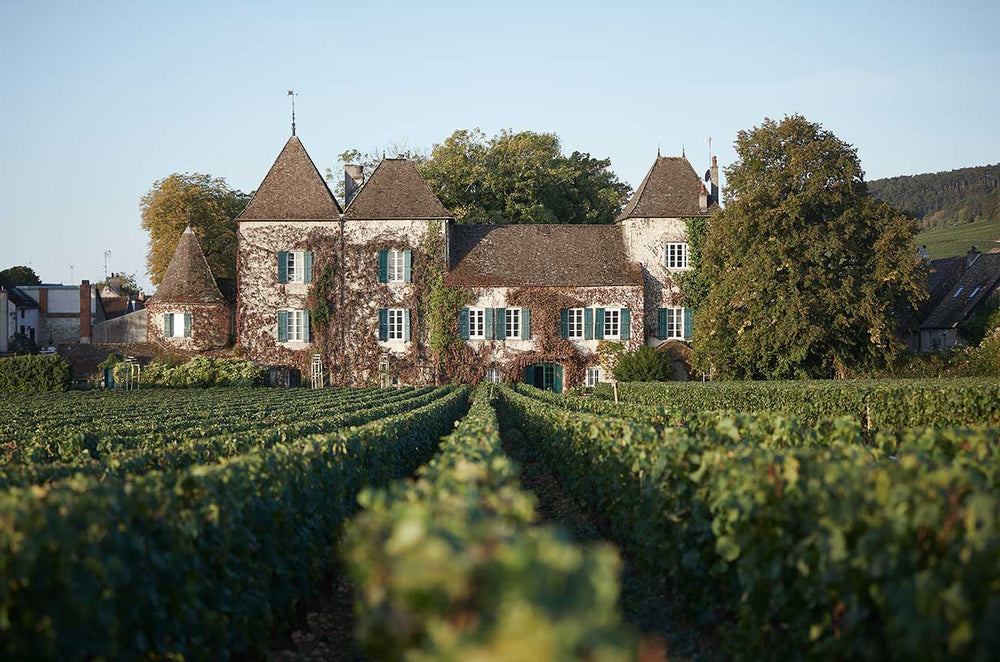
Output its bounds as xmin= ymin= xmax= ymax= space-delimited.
xmin=1 ymin=378 xmax=999 ymax=659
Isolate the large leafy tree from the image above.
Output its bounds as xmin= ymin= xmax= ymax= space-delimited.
xmin=692 ymin=115 xmax=926 ymax=379
xmin=334 ymin=129 xmax=631 ymax=224
xmin=140 ymin=174 xmax=249 ymax=285
xmin=0 ymin=265 xmax=41 ymax=286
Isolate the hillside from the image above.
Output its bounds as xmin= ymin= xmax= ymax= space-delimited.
xmin=916 ymin=217 xmax=1000 ymax=259
xmin=869 ymin=163 xmax=1000 ymax=232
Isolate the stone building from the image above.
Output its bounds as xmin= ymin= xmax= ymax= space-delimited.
xmin=147 ymin=226 xmax=233 ymax=350
xmin=231 ymin=134 xmax=717 ymax=391
xmin=914 ymin=246 xmax=1000 ymax=351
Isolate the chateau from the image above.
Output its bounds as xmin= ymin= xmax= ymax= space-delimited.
xmin=152 ymin=134 xmax=719 ymax=391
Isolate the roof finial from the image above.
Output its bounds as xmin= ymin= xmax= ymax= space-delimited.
xmin=657 ymin=142 xmax=660 ymax=158
xmin=682 ymin=143 xmax=685 ymax=158
xmin=287 ymin=88 xmax=297 ymax=136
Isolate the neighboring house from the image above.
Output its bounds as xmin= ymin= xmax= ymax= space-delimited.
xmin=229 ymin=134 xmax=717 ymax=390
xmin=147 ymin=227 xmax=233 ymax=350
xmin=917 ymin=246 xmax=1000 ymax=351
xmin=6 ymin=281 xmax=106 ymax=346
xmin=0 ymin=275 xmax=39 ymax=352
xmin=99 ymin=273 xmax=145 ymax=321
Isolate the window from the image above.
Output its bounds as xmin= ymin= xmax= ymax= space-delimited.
xmin=952 ymin=286 xmax=964 ymax=298
xmin=665 ymin=242 xmax=689 ymax=269
xmin=387 ymin=308 xmax=406 ymax=341
xmin=505 ymin=308 xmax=521 ymax=339
xmin=586 ymin=366 xmax=601 ymax=388
xmin=164 ymin=312 xmax=190 ymax=338
xmin=664 ymin=308 xmax=684 ymax=339
xmin=286 ymin=251 xmax=305 ymax=283
xmin=469 ymin=308 xmax=486 ymax=339
xmin=285 ymin=310 xmax=307 ymax=342
xmin=968 ymin=286 xmax=982 ymax=299
xmin=388 ymin=249 xmax=406 ymax=282
xmin=604 ymin=308 xmax=620 ymax=339
xmin=486 ymin=367 xmax=501 ymax=383
xmin=568 ymin=308 xmax=585 ymax=339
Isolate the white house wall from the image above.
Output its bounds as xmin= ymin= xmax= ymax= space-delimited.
xmin=621 ymin=217 xmax=691 ymax=345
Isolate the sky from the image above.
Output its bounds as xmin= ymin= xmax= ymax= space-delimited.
xmin=1 ymin=0 xmax=998 ymax=291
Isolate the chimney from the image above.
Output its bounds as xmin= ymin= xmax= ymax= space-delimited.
xmin=344 ymin=165 xmax=364 ymax=206
xmin=967 ymin=245 xmax=981 ymax=268
xmin=699 ymin=184 xmax=709 ymax=213
xmin=79 ymin=280 xmax=92 ymax=344
xmin=108 ymin=273 xmax=123 ymax=296
xmin=38 ymin=288 xmax=48 ymax=315
xmin=710 ymin=155 xmax=720 ymax=206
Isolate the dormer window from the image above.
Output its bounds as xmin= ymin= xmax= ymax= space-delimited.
xmin=665 ymin=243 xmax=689 ymax=269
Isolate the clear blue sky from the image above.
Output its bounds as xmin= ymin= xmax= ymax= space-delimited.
xmin=2 ymin=0 xmax=998 ymax=290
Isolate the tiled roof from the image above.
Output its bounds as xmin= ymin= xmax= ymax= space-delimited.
xmin=101 ymin=296 xmax=130 ymax=319
xmin=343 ymin=159 xmax=451 ymax=220
xmin=921 ymin=252 xmax=1000 ymax=329
xmin=445 ymin=224 xmax=642 ymax=288
xmin=237 ymin=136 xmax=342 ymax=221
xmin=152 ymin=227 xmax=227 ymax=305
xmin=617 ymin=156 xmax=718 ymax=221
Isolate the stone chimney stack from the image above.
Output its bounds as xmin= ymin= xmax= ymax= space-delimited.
xmin=967 ymin=245 xmax=982 ymax=268
xmin=710 ymin=155 xmax=720 ymax=205
xmin=79 ymin=280 xmax=92 ymax=344
xmin=344 ymin=165 xmax=364 ymax=206
xmin=699 ymin=184 xmax=709 ymax=213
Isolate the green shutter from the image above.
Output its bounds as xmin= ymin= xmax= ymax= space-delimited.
xmin=560 ymin=308 xmax=569 ymax=339
xmin=378 ymin=309 xmax=388 ymax=341
xmin=277 ymin=310 xmax=288 ymax=342
xmin=584 ymin=308 xmax=594 ymax=340
xmin=303 ymin=310 xmax=311 ymax=342
xmin=484 ymin=308 xmax=494 ymax=340
xmin=495 ymin=307 xmax=506 ymax=340
xmin=458 ymin=308 xmax=470 ymax=340
xmin=378 ymin=250 xmax=388 ymax=283
xmin=595 ymin=308 xmax=605 ymax=340
xmin=683 ymin=308 xmax=693 ymax=340
xmin=403 ymin=250 xmax=412 ymax=283
xmin=553 ymin=365 xmax=563 ymax=394
xmin=523 ymin=364 xmax=535 ymax=386
xmin=620 ymin=308 xmax=630 ymax=340
xmin=403 ymin=309 xmax=411 ymax=342
xmin=277 ymin=252 xmax=288 ymax=284
xmin=304 ymin=251 xmax=313 ymax=284
xmin=658 ymin=308 xmax=668 ymax=340
xmin=521 ymin=308 xmax=531 ymax=340
xmin=183 ymin=312 xmax=192 ymax=338
xmin=163 ymin=313 xmax=172 ymax=337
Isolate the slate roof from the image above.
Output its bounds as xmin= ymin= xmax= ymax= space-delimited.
xmin=0 ymin=276 xmax=37 ymax=308
xmin=343 ymin=158 xmax=451 ymax=220
xmin=238 ymin=136 xmax=342 ymax=221
xmin=445 ymin=224 xmax=642 ymax=288
xmin=921 ymin=252 xmax=1000 ymax=329
xmin=617 ymin=156 xmax=718 ymax=221
xmin=152 ymin=227 xmax=227 ymax=305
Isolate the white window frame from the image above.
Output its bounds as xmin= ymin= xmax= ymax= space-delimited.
xmin=286 ymin=250 xmax=305 ymax=284
xmin=387 ymin=308 xmax=406 ymax=341
xmin=486 ymin=367 xmax=501 ymax=383
xmin=285 ymin=309 xmax=307 ymax=342
xmin=664 ymin=307 xmax=684 ymax=339
xmin=387 ymin=249 xmax=406 ymax=283
xmin=665 ymin=242 xmax=689 ymax=270
xmin=568 ymin=308 xmax=585 ymax=339
xmin=968 ymin=286 xmax=982 ymax=299
xmin=952 ymin=286 xmax=964 ymax=298
xmin=604 ymin=308 xmax=620 ymax=340
xmin=169 ymin=312 xmax=186 ymax=338
xmin=586 ymin=366 xmax=601 ymax=388
xmin=469 ymin=308 xmax=486 ymax=339
xmin=505 ymin=308 xmax=521 ymax=339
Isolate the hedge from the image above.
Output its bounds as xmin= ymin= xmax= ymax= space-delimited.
xmin=0 ymin=354 xmax=71 ymax=393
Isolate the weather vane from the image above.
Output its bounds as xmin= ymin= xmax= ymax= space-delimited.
xmin=287 ymin=88 xmax=297 ymax=136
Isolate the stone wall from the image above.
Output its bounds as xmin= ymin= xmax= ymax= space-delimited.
xmin=147 ymin=302 xmax=231 ymax=351
xmin=621 ymin=217 xmax=689 ymax=345
xmin=92 ymin=309 xmax=149 ymax=344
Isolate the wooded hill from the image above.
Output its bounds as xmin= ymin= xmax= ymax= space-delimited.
xmin=869 ymin=163 xmax=1000 ymax=231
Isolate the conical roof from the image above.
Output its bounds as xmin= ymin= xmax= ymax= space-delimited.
xmin=616 ymin=155 xmax=718 ymax=221
xmin=237 ymin=136 xmax=342 ymax=220
xmin=153 ymin=227 xmax=226 ymax=304
xmin=343 ymin=158 xmax=451 ymax=220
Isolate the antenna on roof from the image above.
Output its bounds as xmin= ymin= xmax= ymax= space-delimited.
xmin=103 ymin=250 xmax=111 ymax=280
xmin=287 ymin=88 xmax=297 ymax=136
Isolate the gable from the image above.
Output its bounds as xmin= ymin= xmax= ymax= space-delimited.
xmin=238 ymin=136 xmax=342 ymax=221
xmin=343 ymin=159 xmax=451 ymax=220
xmin=617 ymin=156 xmax=717 ymax=220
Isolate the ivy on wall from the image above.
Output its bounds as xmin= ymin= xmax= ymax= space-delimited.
xmin=675 ymin=216 xmax=709 ymax=313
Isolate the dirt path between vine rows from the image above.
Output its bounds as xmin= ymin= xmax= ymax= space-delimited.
xmin=500 ymin=423 xmax=722 ymax=662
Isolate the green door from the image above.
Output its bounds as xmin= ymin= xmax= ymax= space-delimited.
xmin=524 ymin=362 xmax=563 ymax=394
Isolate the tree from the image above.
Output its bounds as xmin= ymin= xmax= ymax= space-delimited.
xmin=692 ymin=115 xmax=926 ymax=379
xmin=612 ymin=346 xmax=675 ymax=381
xmin=140 ymin=174 xmax=249 ymax=285
xmin=98 ymin=272 xmax=142 ymax=296
xmin=1 ymin=265 xmax=41 ymax=286
xmin=333 ymin=129 xmax=632 ymax=224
